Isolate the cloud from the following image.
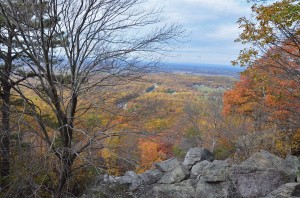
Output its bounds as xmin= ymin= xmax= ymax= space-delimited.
xmin=160 ymin=0 xmax=251 ymax=22
xmin=145 ymin=0 xmax=253 ymax=65
xmin=206 ymin=23 xmax=241 ymax=41
xmin=183 ymin=0 xmax=250 ymax=15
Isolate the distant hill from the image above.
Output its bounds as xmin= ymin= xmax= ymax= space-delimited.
xmin=161 ymin=62 xmax=244 ymax=78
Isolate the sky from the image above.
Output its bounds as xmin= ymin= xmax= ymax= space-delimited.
xmin=148 ymin=0 xmax=255 ymax=65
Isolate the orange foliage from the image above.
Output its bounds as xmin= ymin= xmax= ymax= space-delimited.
xmin=137 ymin=140 xmax=163 ymax=172
xmin=224 ymin=42 xmax=300 ymax=131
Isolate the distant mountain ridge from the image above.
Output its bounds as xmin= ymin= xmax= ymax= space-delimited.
xmin=161 ymin=62 xmax=244 ymax=78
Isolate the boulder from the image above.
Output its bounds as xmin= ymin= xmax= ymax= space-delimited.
xmin=241 ymin=150 xmax=284 ymax=169
xmin=154 ymin=158 xmax=181 ymax=172
xmin=183 ymin=147 xmax=214 ymax=169
xmin=291 ymin=184 xmax=300 ymax=197
xmin=119 ymin=175 xmax=133 ymax=184
xmin=230 ymin=165 xmax=294 ymax=198
xmin=158 ymin=165 xmax=190 ymax=184
xmin=200 ymin=160 xmax=232 ymax=183
xmin=194 ymin=160 xmax=238 ymax=198
xmin=118 ymin=171 xmax=140 ymax=185
xmin=119 ymin=171 xmax=141 ymax=190
xmin=264 ymin=183 xmax=299 ymax=198
xmin=143 ymin=179 xmax=195 ymax=198
xmin=103 ymin=174 xmax=118 ymax=183
xmin=196 ymin=179 xmax=240 ymax=198
xmin=191 ymin=160 xmax=211 ymax=178
xmin=241 ymin=150 xmax=300 ymax=180
xmin=128 ymin=169 xmax=163 ymax=191
xmin=139 ymin=169 xmax=163 ymax=184
xmin=282 ymin=155 xmax=300 ymax=178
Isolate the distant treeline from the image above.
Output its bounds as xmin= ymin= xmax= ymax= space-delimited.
xmin=162 ymin=63 xmax=244 ymax=77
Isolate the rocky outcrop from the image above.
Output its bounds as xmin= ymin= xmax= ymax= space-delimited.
xmin=157 ymin=164 xmax=189 ymax=184
xmin=241 ymin=150 xmax=284 ymax=169
xmin=83 ymin=148 xmax=300 ymax=198
xmin=143 ymin=179 xmax=195 ymax=198
xmin=230 ymin=166 xmax=293 ymax=197
xmin=183 ymin=147 xmax=214 ymax=169
xmin=264 ymin=183 xmax=299 ymax=198
xmin=155 ymin=158 xmax=181 ymax=172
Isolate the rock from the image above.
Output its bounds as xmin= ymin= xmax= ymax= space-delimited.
xmin=130 ymin=178 xmax=144 ymax=191
xmin=200 ymin=160 xmax=232 ymax=183
xmin=126 ymin=171 xmax=139 ymax=179
xmin=241 ymin=150 xmax=300 ymax=180
xmin=183 ymin=147 xmax=214 ymax=169
xmin=194 ymin=160 xmax=238 ymax=198
xmin=230 ymin=165 xmax=294 ymax=198
xmin=82 ymin=180 xmax=132 ymax=198
xmin=81 ymin=149 xmax=300 ymax=198
xmin=291 ymin=183 xmax=300 ymax=197
xmin=127 ymin=169 xmax=163 ymax=191
xmin=143 ymin=179 xmax=195 ymax=198
xmin=103 ymin=174 xmax=118 ymax=183
xmin=140 ymin=169 xmax=163 ymax=184
xmin=282 ymin=155 xmax=300 ymax=177
xmin=191 ymin=160 xmax=232 ymax=182
xmin=196 ymin=179 xmax=240 ymax=198
xmin=191 ymin=160 xmax=210 ymax=177
xmin=154 ymin=158 xmax=181 ymax=172
xmin=241 ymin=150 xmax=284 ymax=169
xmin=119 ymin=171 xmax=139 ymax=185
xmin=119 ymin=175 xmax=133 ymax=184
xmin=158 ymin=165 xmax=190 ymax=184
xmin=265 ymin=183 xmax=299 ymax=198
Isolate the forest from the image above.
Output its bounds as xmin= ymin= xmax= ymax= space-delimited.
xmin=0 ymin=0 xmax=299 ymax=197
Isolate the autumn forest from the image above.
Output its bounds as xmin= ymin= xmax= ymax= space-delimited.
xmin=0 ymin=0 xmax=299 ymax=197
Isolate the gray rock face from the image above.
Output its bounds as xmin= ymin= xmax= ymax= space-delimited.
xmin=230 ymin=166 xmax=293 ymax=198
xmin=282 ymin=155 xmax=300 ymax=178
xmin=143 ymin=179 xmax=195 ymax=198
xmin=191 ymin=160 xmax=211 ymax=177
xmin=158 ymin=165 xmax=190 ymax=184
xmin=265 ymin=183 xmax=299 ymax=198
xmin=241 ymin=150 xmax=284 ymax=169
xmin=155 ymin=158 xmax=181 ymax=172
xmin=119 ymin=169 xmax=163 ymax=191
xmin=103 ymin=174 xmax=118 ymax=183
xmin=183 ymin=147 xmax=214 ymax=169
xmin=196 ymin=179 xmax=240 ymax=198
xmin=241 ymin=150 xmax=300 ymax=180
xmin=119 ymin=175 xmax=134 ymax=184
xmin=140 ymin=169 xmax=163 ymax=185
xmin=83 ymin=147 xmax=300 ymax=198
xmin=200 ymin=160 xmax=232 ymax=183
xmin=194 ymin=160 xmax=238 ymax=198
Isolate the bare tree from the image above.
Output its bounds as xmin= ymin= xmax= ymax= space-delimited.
xmin=0 ymin=1 xmax=38 ymax=188
xmin=0 ymin=0 xmax=183 ymax=196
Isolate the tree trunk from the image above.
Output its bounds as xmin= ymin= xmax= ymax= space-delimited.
xmin=0 ymin=32 xmax=13 ymax=189
xmin=0 ymin=82 xmax=11 ymax=188
xmin=55 ymin=150 xmax=76 ymax=198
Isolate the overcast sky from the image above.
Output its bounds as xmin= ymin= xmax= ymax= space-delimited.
xmin=149 ymin=0 xmax=255 ymax=65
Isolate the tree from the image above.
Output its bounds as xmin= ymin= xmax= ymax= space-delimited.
xmin=0 ymin=1 xmax=37 ymax=188
xmin=0 ymin=0 xmax=182 ymax=196
xmin=226 ymin=0 xmax=300 ymax=155
xmin=232 ymin=0 xmax=300 ymax=127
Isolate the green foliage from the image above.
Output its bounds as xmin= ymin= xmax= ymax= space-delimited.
xmin=186 ymin=127 xmax=201 ymax=139
xmin=213 ymin=144 xmax=234 ymax=160
xmin=165 ymin=88 xmax=176 ymax=94
xmin=42 ymin=114 xmax=59 ymax=129
xmin=173 ymin=145 xmax=186 ymax=158
xmin=234 ymin=0 xmax=300 ymax=67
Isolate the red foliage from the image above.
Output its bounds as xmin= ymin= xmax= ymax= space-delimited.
xmin=224 ymin=42 xmax=300 ymax=130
